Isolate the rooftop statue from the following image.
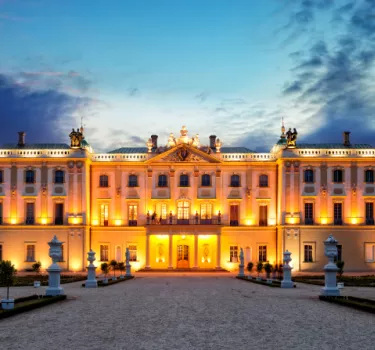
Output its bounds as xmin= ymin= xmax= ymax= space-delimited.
xmin=286 ymin=128 xmax=298 ymax=148
xmin=69 ymin=128 xmax=84 ymax=149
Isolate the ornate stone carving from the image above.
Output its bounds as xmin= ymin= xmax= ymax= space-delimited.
xmin=246 ymin=187 xmax=251 ymax=199
xmin=321 ymin=184 xmax=327 ymax=197
xmin=286 ymin=128 xmax=298 ymax=148
xmin=162 ymin=147 xmax=206 ymax=162
xmin=69 ymin=128 xmax=84 ymax=149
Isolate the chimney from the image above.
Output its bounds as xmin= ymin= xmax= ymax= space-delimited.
xmin=18 ymin=131 xmax=26 ymax=147
xmin=343 ymin=131 xmax=351 ymax=146
xmin=151 ymin=135 xmax=158 ymax=149
xmin=209 ymin=135 xmax=216 ymax=149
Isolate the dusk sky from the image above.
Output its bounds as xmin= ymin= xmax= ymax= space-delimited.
xmin=1 ymin=0 xmax=375 ymax=152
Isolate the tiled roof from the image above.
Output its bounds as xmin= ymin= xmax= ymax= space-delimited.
xmin=296 ymin=143 xmax=373 ymax=149
xmin=108 ymin=147 xmax=148 ymax=154
xmin=220 ymin=147 xmax=254 ymax=153
xmin=0 ymin=143 xmax=70 ymax=150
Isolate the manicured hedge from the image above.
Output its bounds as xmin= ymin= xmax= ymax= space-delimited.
xmin=294 ymin=275 xmax=375 ymax=287
xmin=81 ymin=276 xmax=134 ymax=288
xmin=319 ymin=295 xmax=375 ymax=314
xmin=236 ymin=276 xmax=296 ymax=288
xmin=6 ymin=275 xmax=87 ymax=287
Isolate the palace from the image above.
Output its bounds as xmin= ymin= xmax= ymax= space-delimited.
xmin=1 ymin=124 xmax=375 ymax=272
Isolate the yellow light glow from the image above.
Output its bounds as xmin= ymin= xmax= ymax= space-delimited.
xmin=321 ymin=218 xmax=328 ymax=225
xmin=71 ymin=262 xmax=81 ymax=271
xmin=41 ymin=218 xmax=48 ymax=225
xmin=114 ymin=219 xmax=122 ymax=226
xmin=92 ymin=219 xmax=99 ymax=226
xmin=157 ymin=235 xmax=168 ymax=239
xmin=181 ymin=235 xmax=186 ymax=240
xmin=199 ymin=235 xmax=210 ymax=239
xmin=286 ymin=217 xmax=297 ymax=225
xmin=245 ymin=219 xmax=253 ymax=226
xmin=351 ymin=218 xmax=358 ymax=225
xmin=10 ymin=218 xmax=17 ymax=225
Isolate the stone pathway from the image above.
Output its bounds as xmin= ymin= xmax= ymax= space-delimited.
xmin=1 ymin=274 xmax=375 ymax=350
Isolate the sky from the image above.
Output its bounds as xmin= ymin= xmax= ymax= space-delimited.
xmin=1 ymin=0 xmax=375 ymax=152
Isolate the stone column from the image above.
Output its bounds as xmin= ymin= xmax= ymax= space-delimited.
xmin=216 ymin=234 xmax=221 ymax=270
xmin=85 ymin=250 xmax=98 ymax=288
xmin=193 ymin=235 xmax=199 ymax=269
xmin=145 ymin=234 xmax=151 ymax=269
xmin=321 ymin=235 xmax=340 ymax=296
xmin=168 ymin=234 xmax=173 ymax=270
xmin=237 ymin=248 xmax=245 ymax=277
xmin=281 ymin=250 xmax=294 ymax=288
xmin=45 ymin=235 xmax=64 ymax=296
xmin=125 ymin=248 xmax=133 ymax=277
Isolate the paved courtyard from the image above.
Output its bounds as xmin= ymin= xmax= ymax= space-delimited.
xmin=1 ymin=274 xmax=375 ymax=350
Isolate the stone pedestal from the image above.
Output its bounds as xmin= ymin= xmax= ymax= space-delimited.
xmin=125 ymin=248 xmax=134 ymax=278
xmin=321 ymin=235 xmax=340 ymax=296
xmin=46 ymin=236 xmax=64 ymax=296
xmin=281 ymin=250 xmax=294 ymax=288
xmin=238 ymin=264 xmax=245 ymax=277
xmin=1 ymin=299 xmax=14 ymax=310
xmin=85 ymin=250 xmax=98 ymax=288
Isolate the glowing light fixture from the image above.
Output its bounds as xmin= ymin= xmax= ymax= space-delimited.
xmin=92 ymin=219 xmax=99 ymax=226
xmin=114 ymin=219 xmax=122 ymax=226
xmin=321 ymin=218 xmax=328 ymax=225
xmin=41 ymin=218 xmax=48 ymax=225
xmin=351 ymin=217 xmax=358 ymax=225
xmin=10 ymin=218 xmax=17 ymax=225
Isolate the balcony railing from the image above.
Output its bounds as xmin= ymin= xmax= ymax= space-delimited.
xmin=25 ymin=217 xmax=35 ymax=225
xmin=304 ymin=218 xmax=314 ymax=225
xmin=334 ymin=218 xmax=343 ymax=225
xmin=54 ymin=217 xmax=64 ymax=225
xmin=147 ymin=217 xmax=222 ymax=225
xmin=128 ymin=220 xmax=138 ymax=226
xmin=366 ymin=218 xmax=375 ymax=225
xmin=230 ymin=220 xmax=239 ymax=226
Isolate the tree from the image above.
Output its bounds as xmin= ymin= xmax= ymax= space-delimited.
xmin=256 ymin=262 xmax=263 ymax=277
xmin=109 ymin=260 xmax=118 ymax=279
xmin=118 ymin=262 xmax=125 ymax=278
xmin=0 ymin=261 xmax=17 ymax=300
xmin=264 ymin=262 xmax=273 ymax=279
xmin=247 ymin=262 xmax=254 ymax=273
xmin=336 ymin=261 xmax=345 ymax=277
xmin=32 ymin=261 xmax=42 ymax=279
xmin=101 ymin=263 xmax=110 ymax=283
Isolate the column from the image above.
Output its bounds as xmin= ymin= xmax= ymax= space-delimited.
xmin=193 ymin=235 xmax=199 ymax=269
xmin=168 ymin=234 xmax=173 ymax=269
xmin=216 ymin=234 xmax=221 ymax=269
xmin=145 ymin=234 xmax=151 ymax=269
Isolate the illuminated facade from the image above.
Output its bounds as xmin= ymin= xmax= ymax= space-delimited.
xmin=1 ymin=126 xmax=375 ymax=272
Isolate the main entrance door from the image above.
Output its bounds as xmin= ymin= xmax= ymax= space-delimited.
xmin=177 ymin=245 xmax=189 ymax=268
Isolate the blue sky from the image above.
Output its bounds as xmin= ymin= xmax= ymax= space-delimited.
xmin=1 ymin=0 xmax=375 ymax=151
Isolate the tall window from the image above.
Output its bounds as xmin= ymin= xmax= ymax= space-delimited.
xmin=366 ymin=202 xmax=374 ymax=225
xmin=25 ymin=170 xmax=35 ymax=184
xmin=177 ymin=201 xmax=190 ymax=223
xmin=179 ymin=174 xmax=189 ymax=187
xmin=230 ymin=205 xmax=239 ymax=226
xmin=259 ymin=206 xmax=268 ymax=226
xmin=128 ymin=175 xmax=138 ymax=187
xmin=230 ymin=246 xmax=238 ymax=263
xmin=259 ymin=174 xmax=268 ymax=187
xmin=158 ymin=174 xmax=168 ymax=187
xmin=258 ymin=245 xmax=267 ymax=262
xmin=365 ymin=243 xmax=375 ymax=262
xmin=100 ymin=204 xmax=109 ymax=226
xmin=200 ymin=203 xmax=212 ymax=224
xmin=230 ymin=175 xmax=240 ymax=187
xmin=201 ymin=174 xmax=211 ymax=187
xmin=0 ymin=202 xmax=2 ymax=225
xmin=55 ymin=203 xmax=64 ymax=225
xmin=334 ymin=203 xmax=343 ymax=225
xmin=365 ymin=169 xmax=374 ymax=184
xmin=128 ymin=205 xmax=138 ymax=226
xmin=128 ymin=245 xmax=137 ymax=262
xmin=100 ymin=244 xmax=109 ymax=261
xmin=99 ymin=175 xmax=109 ymax=188
xmin=304 ymin=244 xmax=313 ymax=262
xmin=54 ymin=170 xmax=65 ymax=184
xmin=160 ymin=203 xmax=167 ymax=223
xmin=304 ymin=203 xmax=314 ymax=225
xmin=26 ymin=244 xmax=35 ymax=262
xmin=333 ymin=169 xmax=343 ymax=183
xmin=0 ymin=244 xmax=2 ymax=261
xmin=26 ymin=203 xmax=35 ymax=225
xmin=0 ymin=170 xmax=3 ymax=183
xmin=304 ymin=169 xmax=314 ymax=183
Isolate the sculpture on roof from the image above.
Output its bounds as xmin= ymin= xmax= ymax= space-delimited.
xmin=69 ymin=128 xmax=84 ymax=149
xmin=286 ymin=128 xmax=298 ymax=148
xmin=168 ymin=133 xmax=177 ymax=148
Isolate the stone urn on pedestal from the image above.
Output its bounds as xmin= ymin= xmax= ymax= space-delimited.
xmin=45 ymin=235 xmax=64 ymax=296
xmin=237 ymin=248 xmax=245 ymax=277
xmin=321 ymin=235 xmax=340 ymax=296
xmin=125 ymin=248 xmax=134 ymax=278
xmin=85 ymin=250 xmax=98 ymax=288
xmin=281 ymin=250 xmax=294 ymax=288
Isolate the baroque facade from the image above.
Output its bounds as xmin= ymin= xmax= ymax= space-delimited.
xmin=0 ymin=125 xmax=375 ymax=272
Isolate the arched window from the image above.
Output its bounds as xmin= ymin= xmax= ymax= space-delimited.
xmin=230 ymin=175 xmax=240 ymax=187
xmin=99 ymin=175 xmax=109 ymax=187
xmin=259 ymin=174 xmax=268 ymax=187
xmin=365 ymin=169 xmax=374 ymax=183
xmin=179 ymin=174 xmax=189 ymax=187
xmin=304 ymin=169 xmax=314 ymax=183
xmin=128 ymin=174 xmax=138 ymax=187
xmin=54 ymin=170 xmax=65 ymax=184
xmin=333 ymin=169 xmax=343 ymax=183
xmin=158 ymin=174 xmax=168 ymax=187
xmin=25 ymin=170 xmax=35 ymax=184
xmin=201 ymin=174 xmax=211 ymax=187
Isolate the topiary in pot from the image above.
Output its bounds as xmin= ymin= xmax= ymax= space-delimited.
xmin=101 ymin=263 xmax=110 ymax=284
xmin=109 ymin=260 xmax=118 ymax=280
xmin=32 ymin=261 xmax=42 ymax=287
xmin=336 ymin=261 xmax=345 ymax=278
xmin=256 ymin=261 xmax=263 ymax=278
xmin=247 ymin=262 xmax=254 ymax=274
xmin=273 ymin=264 xmax=278 ymax=279
xmin=118 ymin=262 xmax=125 ymax=279
xmin=264 ymin=262 xmax=273 ymax=279
xmin=0 ymin=260 xmax=17 ymax=309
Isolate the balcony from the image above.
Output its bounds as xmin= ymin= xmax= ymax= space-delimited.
xmin=230 ymin=220 xmax=239 ymax=226
xmin=366 ymin=218 xmax=375 ymax=225
xmin=147 ymin=216 xmax=222 ymax=225
xmin=304 ymin=218 xmax=314 ymax=225
xmin=25 ymin=217 xmax=35 ymax=225
xmin=334 ymin=218 xmax=343 ymax=226
xmin=128 ymin=220 xmax=138 ymax=226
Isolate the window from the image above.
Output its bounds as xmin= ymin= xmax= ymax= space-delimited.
xmin=59 ymin=244 xmax=64 ymax=262
xmin=366 ymin=202 xmax=374 ymax=225
xmin=230 ymin=205 xmax=239 ymax=226
xmin=333 ymin=169 xmax=343 ymax=183
xmin=0 ymin=244 xmax=2 ymax=261
xmin=128 ymin=205 xmax=138 ymax=226
xmin=230 ymin=246 xmax=238 ymax=263
xmin=100 ymin=204 xmax=109 ymax=226
xmin=54 ymin=170 xmax=64 ymax=184
xmin=334 ymin=245 xmax=342 ymax=262
xmin=177 ymin=201 xmax=190 ymax=223
xmin=230 ymin=175 xmax=240 ymax=187
xmin=259 ymin=206 xmax=268 ymax=226
xmin=128 ymin=175 xmax=138 ymax=187
xmin=201 ymin=174 xmax=211 ymax=187
xmin=158 ymin=174 xmax=168 ymax=187
xmin=304 ymin=244 xmax=313 ymax=262
xmin=304 ymin=203 xmax=314 ymax=225
xmin=200 ymin=203 xmax=212 ymax=224
xmin=26 ymin=244 xmax=35 ymax=262
xmin=259 ymin=174 xmax=268 ymax=187
xmin=304 ymin=169 xmax=314 ymax=183
xmin=258 ymin=245 xmax=267 ymax=262
xmin=99 ymin=175 xmax=109 ymax=188
xmin=128 ymin=245 xmax=137 ymax=262
xmin=334 ymin=203 xmax=343 ymax=225
xmin=25 ymin=170 xmax=35 ymax=184
xmin=0 ymin=170 xmax=3 ymax=183
xmin=0 ymin=202 xmax=2 ymax=225
xmin=26 ymin=203 xmax=35 ymax=225
xmin=365 ymin=169 xmax=374 ymax=184
xmin=100 ymin=245 xmax=109 ymax=261
xmin=365 ymin=243 xmax=375 ymax=262
xmin=55 ymin=203 xmax=64 ymax=225
xmin=179 ymin=174 xmax=189 ymax=187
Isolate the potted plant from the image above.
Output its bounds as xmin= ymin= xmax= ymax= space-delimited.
xmin=272 ymin=264 xmax=278 ymax=279
xmin=101 ymin=263 xmax=110 ymax=284
xmin=0 ymin=260 xmax=17 ymax=310
xmin=336 ymin=261 xmax=345 ymax=278
xmin=109 ymin=260 xmax=118 ymax=280
xmin=32 ymin=261 xmax=42 ymax=287
xmin=256 ymin=261 xmax=263 ymax=280
xmin=118 ymin=262 xmax=125 ymax=279
xmin=264 ymin=262 xmax=273 ymax=280
xmin=278 ymin=262 xmax=284 ymax=280
xmin=247 ymin=262 xmax=254 ymax=279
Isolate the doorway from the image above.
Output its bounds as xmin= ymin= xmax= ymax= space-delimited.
xmin=177 ymin=244 xmax=189 ymax=268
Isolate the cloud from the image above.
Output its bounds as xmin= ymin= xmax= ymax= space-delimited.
xmin=195 ymin=92 xmax=209 ymax=102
